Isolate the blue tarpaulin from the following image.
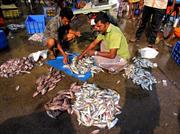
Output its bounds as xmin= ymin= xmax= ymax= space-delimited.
xmin=46 ymin=54 xmax=92 ymax=81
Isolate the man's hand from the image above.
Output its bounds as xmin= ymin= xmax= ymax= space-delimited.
xmin=75 ymin=31 xmax=81 ymax=37
xmin=77 ymin=55 xmax=83 ymax=60
xmin=63 ymin=55 xmax=68 ymax=64
xmin=67 ymin=33 xmax=76 ymax=41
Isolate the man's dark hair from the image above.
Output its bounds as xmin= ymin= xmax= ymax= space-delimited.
xmin=95 ymin=12 xmax=110 ymax=24
xmin=60 ymin=7 xmax=74 ymax=20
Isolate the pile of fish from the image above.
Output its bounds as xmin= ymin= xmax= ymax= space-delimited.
xmin=33 ymin=68 xmax=63 ymax=97
xmin=44 ymin=82 xmax=121 ymax=129
xmin=64 ymin=56 xmax=103 ymax=76
xmin=7 ymin=24 xmax=25 ymax=31
xmin=28 ymin=33 xmax=44 ymax=42
xmin=0 ymin=57 xmax=35 ymax=78
xmin=44 ymin=82 xmax=81 ymax=118
xmin=124 ymin=58 xmax=157 ymax=91
xmin=132 ymin=57 xmax=158 ymax=68
xmin=72 ymin=83 xmax=121 ymax=129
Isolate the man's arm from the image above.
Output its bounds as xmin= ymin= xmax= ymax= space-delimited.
xmin=68 ymin=29 xmax=81 ymax=37
xmin=91 ymin=49 xmax=118 ymax=59
xmin=171 ymin=0 xmax=176 ymax=9
xmin=78 ymin=39 xmax=100 ymax=60
xmin=57 ymin=43 xmax=68 ymax=64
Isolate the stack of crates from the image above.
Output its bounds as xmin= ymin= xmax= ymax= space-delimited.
xmin=171 ymin=41 xmax=180 ymax=65
xmin=43 ymin=7 xmax=56 ymax=19
xmin=25 ymin=15 xmax=46 ymax=34
xmin=0 ymin=4 xmax=19 ymax=19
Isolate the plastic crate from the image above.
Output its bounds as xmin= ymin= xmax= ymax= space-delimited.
xmin=0 ymin=4 xmax=19 ymax=18
xmin=25 ymin=15 xmax=45 ymax=34
xmin=43 ymin=7 xmax=56 ymax=19
xmin=171 ymin=41 xmax=180 ymax=65
xmin=0 ymin=30 xmax=8 ymax=50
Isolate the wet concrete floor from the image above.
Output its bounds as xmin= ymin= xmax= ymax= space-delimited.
xmin=0 ymin=12 xmax=180 ymax=134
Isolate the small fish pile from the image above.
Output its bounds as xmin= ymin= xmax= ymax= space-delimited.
xmin=44 ymin=82 xmax=81 ymax=118
xmin=132 ymin=57 xmax=158 ymax=68
xmin=72 ymin=83 xmax=121 ymax=129
xmin=7 ymin=24 xmax=24 ymax=31
xmin=0 ymin=57 xmax=35 ymax=78
xmin=28 ymin=33 xmax=44 ymax=42
xmin=33 ymin=68 xmax=63 ymax=97
xmin=124 ymin=64 xmax=157 ymax=91
xmin=65 ymin=56 xmax=103 ymax=76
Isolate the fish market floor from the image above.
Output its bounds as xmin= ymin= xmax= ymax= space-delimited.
xmin=0 ymin=15 xmax=179 ymax=134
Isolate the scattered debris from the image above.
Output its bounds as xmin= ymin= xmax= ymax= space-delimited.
xmin=15 ymin=85 xmax=20 ymax=91
xmin=173 ymin=112 xmax=178 ymax=116
xmin=90 ymin=129 xmax=100 ymax=134
xmin=162 ymin=80 xmax=167 ymax=86
xmin=116 ymin=80 xmax=121 ymax=84
xmin=0 ymin=57 xmax=35 ymax=78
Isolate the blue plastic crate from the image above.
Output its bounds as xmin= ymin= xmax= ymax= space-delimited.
xmin=171 ymin=41 xmax=180 ymax=65
xmin=47 ymin=53 xmax=92 ymax=81
xmin=0 ymin=30 xmax=8 ymax=49
xmin=25 ymin=15 xmax=45 ymax=34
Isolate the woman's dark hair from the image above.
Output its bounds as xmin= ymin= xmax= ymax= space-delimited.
xmin=60 ymin=7 xmax=74 ymax=20
xmin=95 ymin=12 xmax=109 ymax=24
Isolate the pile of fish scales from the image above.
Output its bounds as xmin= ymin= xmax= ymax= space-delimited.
xmin=72 ymin=83 xmax=121 ymax=129
xmin=33 ymin=68 xmax=63 ymax=97
xmin=67 ymin=56 xmax=103 ymax=75
xmin=44 ymin=82 xmax=81 ymax=118
xmin=0 ymin=57 xmax=35 ymax=78
xmin=124 ymin=58 xmax=157 ymax=90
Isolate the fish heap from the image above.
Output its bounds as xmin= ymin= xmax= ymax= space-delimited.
xmin=132 ymin=57 xmax=158 ymax=68
xmin=0 ymin=57 xmax=35 ymax=78
xmin=65 ymin=56 xmax=103 ymax=76
xmin=124 ymin=58 xmax=157 ymax=90
xmin=72 ymin=83 xmax=121 ymax=129
xmin=44 ymin=82 xmax=81 ymax=118
xmin=7 ymin=24 xmax=25 ymax=31
xmin=28 ymin=33 xmax=44 ymax=42
xmin=33 ymin=68 xmax=63 ymax=97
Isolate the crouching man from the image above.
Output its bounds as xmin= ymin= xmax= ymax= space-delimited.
xmin=78 ymin=12 xmax=130 ymax=73
xmin=43 ymin=7 xmax=80 ymax=64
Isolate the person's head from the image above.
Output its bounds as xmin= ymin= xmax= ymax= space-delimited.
xmin=59 ymin=7 xmax=74 ymax=25
xmin=94 ymin=12 xmax=110 ymax=34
